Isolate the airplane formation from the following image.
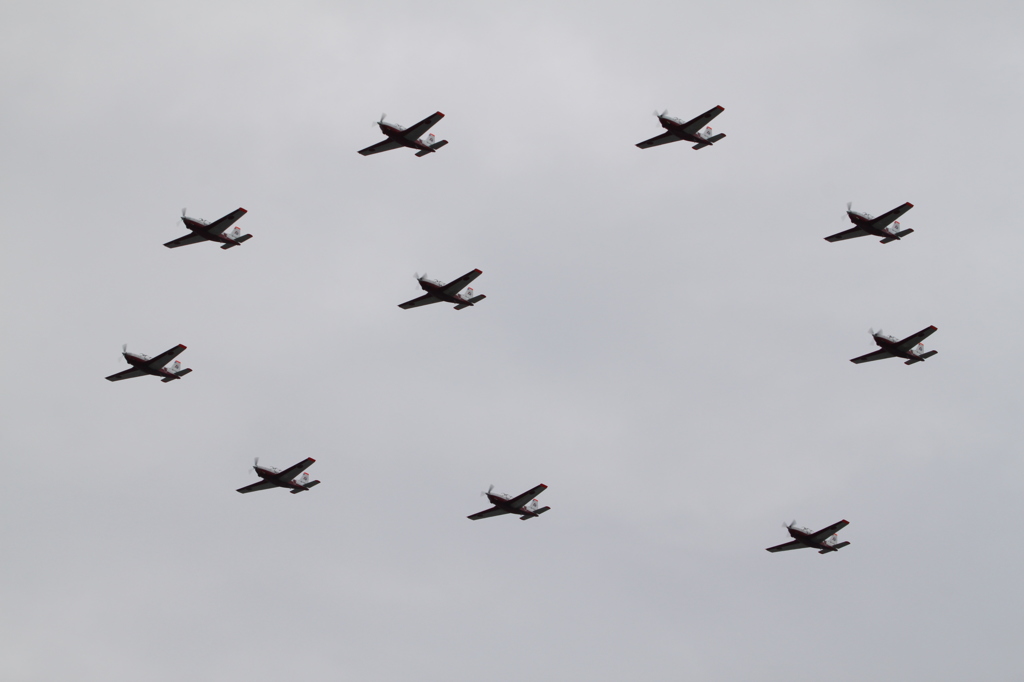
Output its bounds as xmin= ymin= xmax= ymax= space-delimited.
xmin=107 ymin=105 xmax=944 ymax=547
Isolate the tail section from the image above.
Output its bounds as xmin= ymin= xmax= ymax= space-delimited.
xmin=161 ymin=367 xmax=192 ymax=382
xmin=880 ymin=229 xmax=913 ymax=244
xmin=415 ymin=139 xmax=448 ymax=157
xmin=905 ymin=350 xmax=937 ymax=365
xmin=290 ymin=479 xmax=321 ymax=494
xmin=820 ymin=541 xmax=850 ymax=553
xmin=520 ymin=506 xmax=550 ymax=520
xmin=220 ymin=234 xmax=253 ymax=250
xmin=692 ymin=133 xmax=726 ymax=150
xmin=453 ymin=294 xmax=486 ymax=310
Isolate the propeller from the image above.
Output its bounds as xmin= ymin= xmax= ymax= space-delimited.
xmin=415 ymin=272 xmax=426 ymax=281
xmin=870 ymin=327 xmax=880 ymax=337
xmin=784 ymin=520 xmax=796 ymax=529
xmin=254 ymin=456 xmax=260 ymax=470
xmin=481 ymin=484 xmax=494 ymax=497
xmin=375 ymin=113 xmax=386 ymax=127
xmin=122 ymin=343 xmax=127 ymax=354
xmin=653 ymin=109 xmax=668 ymax=118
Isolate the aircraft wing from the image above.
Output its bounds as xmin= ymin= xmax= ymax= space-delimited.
xmin=467 ymin=506 xmax=510 ymax=520
xmin=506 ymin=484 xmax=548 ymax=509
xmin=824 ymin=226 xmax=869 ymax=242
xmin=895 ymin=325 xmax=938 ymax=352
xmin=236 ymin=480 xmax=279 ymax=494
xmin=868 ymin=202 xmax=914 ymax=229
xmin=850 ymin=349 xmax=896 ymax=364
xmin=681 ymin=105 xmax=725 ymax=135
xmin=205 ymin=208 xmax=247 ymax=235
xmin=277 ymin=457 xmax=316 ymax=482
xmin=809 ymin=520 xmax=850 ymax=544
xmin=358 ymin=138 xmax=405 ymax=156
xmin=105 ymin=368 xmax=148 ymax=382
xmin=440 ymin=269 xmax=483 ymax=296
xmin=765 ymin=540 xmax=806 ymax=553
xmin=636 ymin=131 xmax=681 ymax=149
xmin=398 ymin=293 xmax=443 ymax=309
xmin=144 ymin=344 xmax=187 ymax=369
xmin=164 ymin=233 xmax=209 ymax=249
xmin=402 ymin=111 xmax=445 ymax=141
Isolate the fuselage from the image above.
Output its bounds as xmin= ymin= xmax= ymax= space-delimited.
xmin=484 ymin=493 xmax=541 ymax=518
xmin=378 ymin=123 xmax=434 ymax=153
xmin=253 ymin=466 xmax=306 ymax=491
xmin=123 ymin=352 xmax=180 ymax=380
xmin=417 ymin=279 xmax=474 ymax=306
xmin=848 ymin=211 xmax=900 ymax=239
xmin=870 ymin=334 xmax=920 ymax=362
xmin=182 ymin=217 xmax=242 ymax=247
xmin=657 ymin=117 xmax=706 ymax=145
xmin=787 ymin=528 xmax=838 ymax=552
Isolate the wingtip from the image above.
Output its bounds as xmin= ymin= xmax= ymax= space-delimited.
xmin=177 ymin=344 xmax=187 ymax=349
xmin=473 ymin=268 xmax=483 ymax=274
xmin=905 ymin=202 xmax=914 ymax=208
xmin=436 ymin=111 xmax=445 ymax=117
xmin=238 ymin=207 xmax=248 ymax=213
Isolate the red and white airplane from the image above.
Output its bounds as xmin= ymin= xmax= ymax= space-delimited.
xmin=825 ymin=202 xmax=914 ymax=244
xmin=766 ymin=520 xmax=851 ymax=554
xmin=237 ymin=457 xmax=321 ymax=494
xmin=636 ymin=105 xmax=727 ymax=150
xmin=164 ymin=208 xmax=252 ymax=250
xmin=105 ymin=344 xmax=192 ymax=383
xmin=851 ymin=326 xmax=938 ymax=365
xmin=358 ymin=112 xmax=449 ymax=157
xmin=468 ymin=484 xmax=550 ymax=521
xmin=398 ymin=269 xmax=486 ymax=310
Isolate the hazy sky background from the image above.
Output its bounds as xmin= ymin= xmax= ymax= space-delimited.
xmin=2 ymin=2 xmax=1023 ymax=680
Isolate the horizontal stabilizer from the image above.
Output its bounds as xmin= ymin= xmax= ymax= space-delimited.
xmin=415 ymin=140 xmax=448 ymax=157
xmin=692 ymin=133 xmax=725 ymax=150
xmin=831 ymin=541 xmax=850 ymax=550
xmin=175 ymin=368 xmax=192 ymax=377
xmin=289 ymin=480 xmax=320 ymax=494
xmin=520 ymin=506 xmax=550 ymax=520
xmin=880 ymin=228 xmax=913 ymax=244
xmin=905 ymin=350 xmax=937 ymax=365
xmin=235 ymin=234 xmax=253 ymax=243
xmin=453 ymin=295 xmax=485 ymax=311
xmin=161 ymin=375 xmax=178 ymax=383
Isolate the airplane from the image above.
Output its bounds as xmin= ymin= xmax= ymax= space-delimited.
xmin=825 ymin=202 xmax=914 ymax=244
xmin=237 ymin=457 xmax=321 ymax=494
xmin=468 ymin=484 xmax=550 ymax=521
xmin=164 ymin=208 xmax=252 ymax=250
xmin=398 ymin=269 xmax=486 ymax=310
xmin=851 ymin=326 xmax=938 ymax=365
xmin=636 ymin=105 xmax=727 ymax=150
xmin=105 ymin=344 xmax=192 ymax=383
xmin=766 ymin=520 xmax=851 ymax=554
xmin=358 ymin=111 xmax=449 ymax=157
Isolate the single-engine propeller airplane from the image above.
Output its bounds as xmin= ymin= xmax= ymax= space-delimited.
xmin=358 ymin=111 xmax=449 ymax=157
xmin=398 ymin=269 xmax=486 ymax=310
xmin=105 ymin=344 xmax=192 ymax=383
xmin=636 ymin=105 xmax=727 ymax=150
xmin=237 ymin=457 xmax=321 ymax=494
xmin=850 ymin=326 xmax=938 ymax=365
xmin=164 ymin=208 xmax=252 ymax=250
xmin=766 ymin=520 xmax=851 ymax=554
xmin=825 ymin=201 xmax=914 ymax=244
xmin=468 ymin=484 xmax=550 ymax=521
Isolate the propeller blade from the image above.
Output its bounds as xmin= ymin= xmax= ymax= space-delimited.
xmin=182 ymin=208 xmax=187 ymax=217
xmin=122 ymin=343 xmax=127 ymax=353
xmin=482 ymin=484 xmax=494 ymax=497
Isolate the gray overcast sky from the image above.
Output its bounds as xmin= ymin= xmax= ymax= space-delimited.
xmin=2 ymin=1 xmax=1023 ymax=680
